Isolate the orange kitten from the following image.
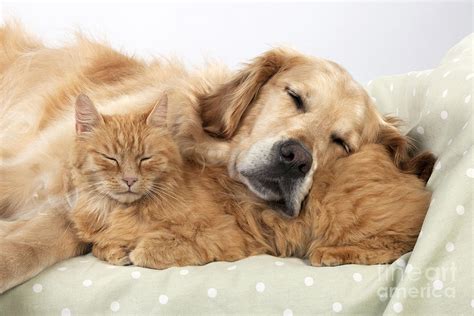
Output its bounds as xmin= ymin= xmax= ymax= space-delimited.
xmin=70 ymin=94 xmax=254 ymax=268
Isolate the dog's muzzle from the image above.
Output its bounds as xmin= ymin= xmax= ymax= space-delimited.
xmin=239 ymin=139 xmax=313 ymax=217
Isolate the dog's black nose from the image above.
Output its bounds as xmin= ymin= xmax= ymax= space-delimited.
xmin=278 ymin=140 xmax=313 ymax=177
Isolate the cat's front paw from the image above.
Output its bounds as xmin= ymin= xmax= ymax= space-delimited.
xmin=129 ymin=246 xmax=171 ymax=270
xmin=92 ymin=244 xmax=131 ymax=266
xmin=309 ymin=247 xmax=346 ymax=267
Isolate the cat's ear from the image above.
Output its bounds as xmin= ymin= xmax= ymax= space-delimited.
xmin=75 ymin=94 xmax=103 ymax=134
xmin=146 ymin=94 xmax=168 ymax=128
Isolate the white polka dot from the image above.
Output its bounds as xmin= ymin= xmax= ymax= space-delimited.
xmin=393 ymin=302 xmax=403 ymax=313
xmin=304 ymin=276 xmax=314 ymax=286
xmin=445 ymin=242 xmax=455 ymax=252
xmin=207 ymin=288 xmax=217 ymax=298
xmin=131 ymin=271 xmax=141 ymax=279
xmin=456 ymin=205 xmax=465 ymax=215
xmin=466 ymin=73 xmax=474 ymax=80
xmin=378 ymin=292 xmax=388 ymax=301
xmin=447 ymin=138 xmax=453 ymax=146
xmin=82 ymin=279 xmax=92 ymax=287
xmin=332 ymin=302 xmax=343 ymax=313
xmin=57 ymin=267 xmax=67 ymax=271
xmin=274 ymin=261 xmax=285 ymax=266
xmin=465 ymin=95 xmax=472 ymax=103
xmin=352 ymin=273 xmax=362 ymax=282
xmin=433 ymin=279 xmax=444 ymax=290
xmin=159 ymin=294 xmax=168 ymax=304
xmin=179 ymin=269 xmax=189 ymax=275
xmin=61 ymin=308 xmax=71 ymax=316
xmin=434 ymin=161 xmax=442 ymax=170
xmin=395 ymin=258 xmax=406 ymax=268
xmin=110 ymin=301 xmax=120 ymax=312
xmin=467 ymin=168 xmax=474 ymax=178
xmin=442 ymin=89 xmax=448 ymax=98
xmin=440 ymin=110 xmax=448 ymax=120
xmin=405 ymin=264 xmax=413 ymax=273
xmin=256 ymin=282 xmax=265 ymax=293
xmin=443 ymin=71 xmax=451 ymax=78
xmin=412 ymin=88 xmax=416 ymax=96
xmin=32 ymin=284 xmax=43 ymax=293
xmin=416 ymin=126 xmax=424 ymax=134
xmin=283 ymin=308 xmax=293 ymax=316
xmin=390 ymin=83 xmax=394 ymax=92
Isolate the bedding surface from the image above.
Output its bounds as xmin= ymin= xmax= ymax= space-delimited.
xmin=0 ymin=34 xmax=472 ymax=315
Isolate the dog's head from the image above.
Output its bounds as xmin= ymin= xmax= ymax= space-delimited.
xmin=200 ymin=48 xmax=411 ymax=217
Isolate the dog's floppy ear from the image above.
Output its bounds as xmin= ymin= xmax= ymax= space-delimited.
xmin=376 ymin=116 xmax=413 ymax=168
xmin=376 ymin=116 xmax=435 ymax=182
xmin=200 ymin=48 xmax=292 ymax=138
xmin=401 ymin=151 xmax=436 ymax=184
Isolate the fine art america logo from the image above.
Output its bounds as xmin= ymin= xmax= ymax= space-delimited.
xmin=377 ymin=260 xmax=456 ymax=300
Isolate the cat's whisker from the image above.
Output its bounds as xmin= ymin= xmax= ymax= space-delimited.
xmin=148 ymin=187 xmax=179 ymax=204
xmin=150 ymin=184 xmax=182 ymax=203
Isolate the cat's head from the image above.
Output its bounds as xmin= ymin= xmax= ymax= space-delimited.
xmin=73 ymin=94 xmax=182 ymax=204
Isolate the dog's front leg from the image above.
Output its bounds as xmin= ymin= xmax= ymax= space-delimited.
xmin=0 ymin=208 xmax=89 ymax=294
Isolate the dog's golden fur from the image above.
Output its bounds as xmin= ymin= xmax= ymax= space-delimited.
xmin=0 ymin=24 xmax=434 ymax=293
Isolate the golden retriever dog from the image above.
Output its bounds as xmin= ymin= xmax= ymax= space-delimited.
xmin=0 ymin=24 xmax=434 ymax=293
xmin=185 ymin=47 xmax=425 ymax=218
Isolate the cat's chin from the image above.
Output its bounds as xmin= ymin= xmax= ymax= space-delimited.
xmin=111 ymin=192 xmax=144 ymax=204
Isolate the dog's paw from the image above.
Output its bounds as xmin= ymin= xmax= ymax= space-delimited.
xmin=92 ymin=244 xmax=131 ymax=266
xmin=0 ymin=255 xmax=12 ymax=294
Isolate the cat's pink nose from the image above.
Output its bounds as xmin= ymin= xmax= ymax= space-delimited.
xmin=122 ymin=177 xmax=138 ymax=188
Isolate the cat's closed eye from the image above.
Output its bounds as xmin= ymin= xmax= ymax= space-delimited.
xmin=139 ymin=156 xmax=152 ymax=167
xmin=101 ymin=154 xmax=119 ymax=166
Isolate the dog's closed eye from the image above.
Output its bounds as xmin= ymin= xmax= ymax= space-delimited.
xmin=331 ymin=134 xmax=351 ymax=153
xmin=286 ymin=88 xmax=305 ymax=111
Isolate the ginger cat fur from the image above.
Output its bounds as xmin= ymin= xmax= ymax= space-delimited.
xmin=71 ymin=94 xmax=253 ymax=268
